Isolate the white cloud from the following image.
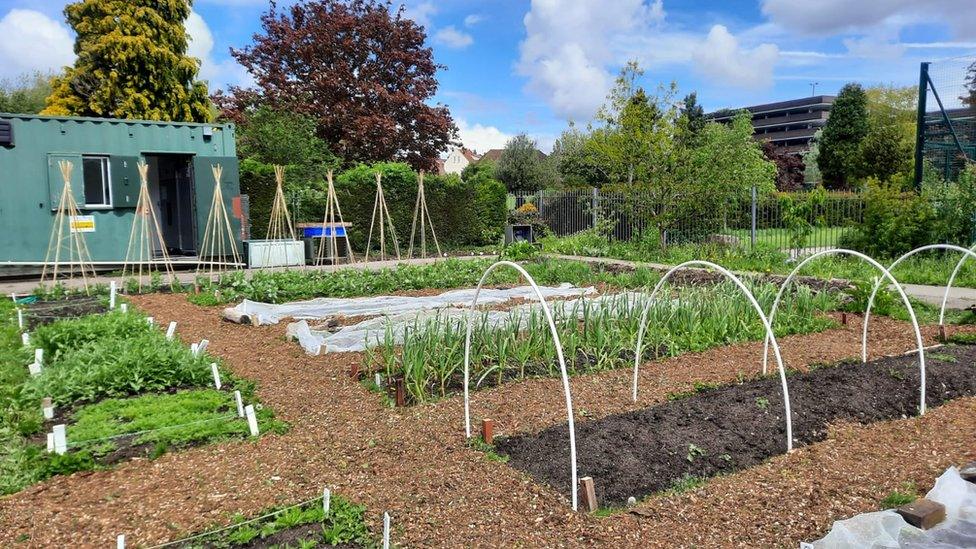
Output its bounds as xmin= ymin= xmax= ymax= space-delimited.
xmin=434 ymin=26 xmax=474 ymax=49
xmin=761 ymin=0 xmax=976 ymax=40
xmin=464 ymin=14 xmax=484 ymax=27
xmin=455 ymin=118 xmax=512 ymax=154
xmin=0 ymin=9 xmax=74 ymax=80
xmin=842 ymin=36 xmax=906 ymax=59
xmin=185 ymin=11 xmax=251 ymax=91
xmin=401 ymin=1 xmax=436 ymax=29
xmin=691 ymin=25 xmax=779 ymax=89
xmin=518 ymin=0 xmax=665 ymax=121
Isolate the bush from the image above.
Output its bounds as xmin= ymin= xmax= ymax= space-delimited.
xmin=333 ymin=162 xmax=506 ymax=252
xmin=839 ymin=178 xmax=937 ymax=258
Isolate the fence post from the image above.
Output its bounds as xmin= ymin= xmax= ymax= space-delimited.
xmin=591 ymin=187 xmax=599 ymax=230
xmin=750 ymin=186 xmax=758 ymax=250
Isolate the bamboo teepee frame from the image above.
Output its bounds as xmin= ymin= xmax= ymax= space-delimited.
xmin=196 ymin=164 xmax=243 ymax=277
xmin=40 ymin=160 xmax=97 ymax=291
xmin=407 ymin=170 xmax=442 ymax=259
xmin=122 ymin=162 xmax=176 ymax=290
xmin=315 ymin=169 xmax=356 ymax=266
xmin=364 ymin=172 xmax=401 ymax=262
xmin=261 ymin=164 xmax=301 ymax=269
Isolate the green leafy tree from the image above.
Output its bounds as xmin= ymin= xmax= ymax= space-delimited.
xmin=42 ymin=0 xmax=211 ymax=121
xmin=680 ymin=91 xmax=706 ymax=137
xmin=858 ymin=85 xmax=916 ymax=181
xmin=817 ymin=83 xmax=868 ymax=189
xmin=802 ymin=130 xmax=822 ymax=185
xmin=461 ymin=159 xmax=495 ymax=183
xmin=495 ymin=134 xmax=549 ymax=192
xmin=962 ymin=59 xmax=976 ymax=107
xmin=0 ymin=72 xmax=55 ymax=114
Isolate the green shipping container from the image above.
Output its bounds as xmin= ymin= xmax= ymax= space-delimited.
xmin=0 ymin=113 xmax=242 ymax=264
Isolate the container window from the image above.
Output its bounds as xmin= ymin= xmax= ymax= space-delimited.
xmin=82 ymin=155 xmax=112 ymax=207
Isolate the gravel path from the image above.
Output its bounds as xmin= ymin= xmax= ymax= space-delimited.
xmin=0 ymin=294 xmax=973 ymax=547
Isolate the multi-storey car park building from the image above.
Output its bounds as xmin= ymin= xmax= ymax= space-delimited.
xmin=707 ymin=95 xmax=835 ymax=154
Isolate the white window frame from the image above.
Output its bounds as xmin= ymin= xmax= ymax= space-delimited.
xmin=81 ymin=155 xmax=113 ymax=209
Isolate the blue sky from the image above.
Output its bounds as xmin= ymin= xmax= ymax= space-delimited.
xmin=1 ymin=0 xmax=975 ymax=153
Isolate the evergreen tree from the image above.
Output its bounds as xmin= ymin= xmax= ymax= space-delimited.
xmin=495 ymin=134 xmax=549 ymax=192
xmin=817 ymin=83 xmax=868 ymax=189
xmin=680 ymin=92 xmax=706 ymax=136
xmin=42 ymin=0 xmax=211 ymax=122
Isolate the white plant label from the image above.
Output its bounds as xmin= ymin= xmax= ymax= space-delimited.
xmin=383 ymin=511 xmax=391 ymax=549
xmin=146 ymin=316 xmax=154 ymax=326
xmin=109 ymin=281 xmax=117 ymax=309
xmin=323 ymin=487 xmax=331 ymax=514
xmin=190 ymin=343 xmax=198 ymax=355
xmin=117 ymin=534 xmax=125 ymax=549
xmin=34 ymin=348 xmax=43 ymax=366
xmin=375 ymin=373 xmax=382 ymax=388
xmin=244 ymin=405 xmax=259 ymax=437
xmin=46 ymin=432 xmax=54 ymax=452
xmin=43 ymin=405 xmax=54 ymax=420
xmin=234 ymin=391 xmax=244 ymax=417
xmin=120 ymin=303 xmax=128 ymax=313
xmin=28 ymin=362 xmax=41 ymax=376
xmin=21 ymin=333 xmax=29 ymax=346
xmin=211 ymin=363 xmax=222 ymax=390
xmin=17 ymin=309 xmax=23 ymax=329
xmin=10 ymin=292 xmax=16 ymax=302
xmin=52 ymin=424 xmax=67 ymax=455
xmin=166 ymin=321 xmax=177 ymax=340
xmin=195 ymin=339 xmax=209 ymax=356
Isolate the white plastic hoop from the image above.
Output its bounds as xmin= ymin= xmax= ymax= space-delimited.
xmin=864 ymin=244 xmax=976 ymax=360
xmin=939 ymin=243 xmax=976 ymax=326
xmin=761 ymin=249 xmax=927 ymax=414
xmin=632 ymin=260 xmax=793 ymax=452
xmin=462 ymin=260 xmax=579 ymax=511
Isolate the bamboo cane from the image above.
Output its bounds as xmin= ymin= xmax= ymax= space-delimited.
xmin=196 ymin=164 xmax=242 ymax=278
xmin=122 ymin=162 xmax=176 ymax=291
xmin=41 ymin=160 xmax=96 ymax=292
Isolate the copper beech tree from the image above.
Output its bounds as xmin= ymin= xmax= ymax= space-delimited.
xmin=216 ymin=0 xmax=457 ymax=171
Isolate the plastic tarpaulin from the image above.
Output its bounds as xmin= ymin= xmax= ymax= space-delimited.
xmin=808 ymin=467 xmax=976 ymax=548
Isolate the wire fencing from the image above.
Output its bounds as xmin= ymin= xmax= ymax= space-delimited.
xmin=919 ymin=54 xmax=976 ymax=182
xmin=510 ymin=188 xmax=865 ymax=253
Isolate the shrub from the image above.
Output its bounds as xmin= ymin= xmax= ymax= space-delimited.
xmin=840 ymin=177 xmax=937 ymax=258
xmin=31 ymin=311 xmax=153 ymax=361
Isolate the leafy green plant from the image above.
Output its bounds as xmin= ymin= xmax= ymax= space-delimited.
xmin=755 ymin=397 xmax=769 ymax=410
xmin=500 ymin=241 xmax=539 ymax=261
xmin=880 ymin=482 xmax=918 ymax=509
xmin=686 ymin=444 xmax=705 ymax=463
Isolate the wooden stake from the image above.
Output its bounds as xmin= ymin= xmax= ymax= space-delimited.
xmin=41 ymin=160 xmax=96 ymax=292
xmin=261 ymin=165 xmax=300 ymax=269
xmin=364 ymin=172 xmax=401 ymax=263
xmin=579 ymin=476 xmax=598 ymax=512
xmin=316 ymin=169 xmax=356 ymax=266
xmin=939 ymin=325 xmax=947 ymax=342
xmin=407 ymin=171 xmax=442 ymax=259
xmin=196 ymin=164 xmax=242 ymax=278
xmin=349 ymin=363 xmax=361 ymax=380
xmin=394 ymin=377 xmax=406 ymax=407
xmin=481 ymin=418 xmax=494 ymax=445
xmin=841 ymin=312 xmax=848 ymax=325
xmin=122 ymin=161 xmax=177 ymax=291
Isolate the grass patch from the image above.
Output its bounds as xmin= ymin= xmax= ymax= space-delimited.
xmin=948 ymin=332 xmax=976 ymax=345
xmin=880 ymin=482 xmax=918 ymax=509
xmin=467 ymin=436 xmax=510 ymax=463
xmin=664 ymin=473 xmax=708 ymax=495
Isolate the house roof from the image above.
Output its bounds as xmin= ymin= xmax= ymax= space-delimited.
xmin=479 ymin=148 xmax=548 ymax=163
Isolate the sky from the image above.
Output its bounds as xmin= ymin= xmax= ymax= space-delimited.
xmin=1 ymin=0 xmax=975 ymax=154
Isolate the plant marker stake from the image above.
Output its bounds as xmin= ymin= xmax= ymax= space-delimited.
xmin=234 ymin=390 xmax=244 ymax=417
xmin=482 ymin=419 xmax=494 ymax=445
xmin=190 ymin=343 xmax=198 ymax=355
xmin=394 ymin=378 xmax=406 ymax=407
xmin=10 ymin=292 xmax=16 ymax=303
xmin=17 ymin=308 xmax=23 ymax=330
xmin=46 ymin=432 xmax=54 ymax=452
xmin=211 ymin=363 xmax=222 ymax=390
xmin=165 ymin=321 xmax=177 ymax=340
xmin=35 ymin=348 xmax=43 ymax=366
xmin=841 ymin=312 xmax=848 ymax=325
xmin=195 ymin=339 xmax=209 ymax=357
xmin=146 ymin=316 xmax=154 ymax=326
xmin=382 ymin=512 xmax=391 ymax=549
xmin=323 ymin=487 xmax=331 ymax=515
xmin=939 ymin=325 xmax=947 ymax=342
xmin=579 ymin=476 xmax=598 ymax=512
xmin=375 ymin=372 xmax=382 ymax=388
xmin=117 ymin=534 xmax=125 ymax=549
xmin=244 ymin=405 xmax=259 ymax=437
xmin=109 ymin=281 xmax=117 ymax=309
xmin=28 ymin=362 xmax=41 ymax=377
xmin=120 ymin=303 xmax=128 ymax=313
xmin=53 ymin=424 xmax=67 ymax=455
xmin=42 ymin=397 xmax=54 ymax=420
xmin=22 ymin=333 xmax=29 ymax=347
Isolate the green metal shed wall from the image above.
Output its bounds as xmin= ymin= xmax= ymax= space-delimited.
xmin=0 ymin=114 xmax=241 ymax=262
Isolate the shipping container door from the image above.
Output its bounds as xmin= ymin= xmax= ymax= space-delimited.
xmin=46 ymin=153 xmax=84 ymax=211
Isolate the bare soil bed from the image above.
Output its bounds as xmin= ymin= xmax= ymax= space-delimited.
xmin=24 ymin=295 xmax=106 ymax=328
xmin=497 ymin=344 xmax=976 ymax=506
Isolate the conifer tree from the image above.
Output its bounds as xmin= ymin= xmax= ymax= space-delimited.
xmin=42 ymin=0 xmax=211 ymax=122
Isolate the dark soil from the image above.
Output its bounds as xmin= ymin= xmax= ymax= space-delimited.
xmin=496 ymin=344 xmax=976 ymax=506
xmin=25 ymin=296 xmax=107 ymax=329
xmin=598 ymin=259 xmax=852 ymax=293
